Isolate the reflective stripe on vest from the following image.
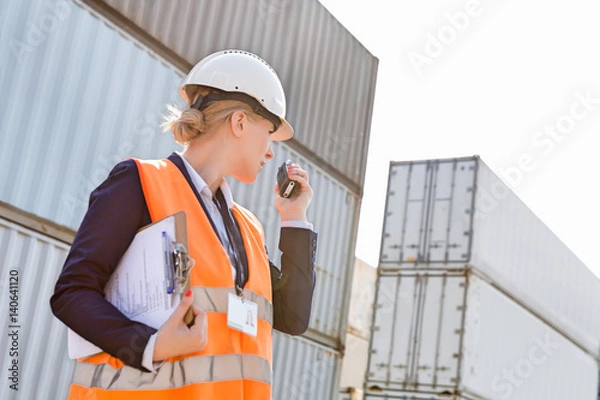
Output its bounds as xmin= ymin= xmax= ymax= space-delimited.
xmin=68 ymin=158 xmax=274 ymax=400
xmin=193 ymin=287 xmax=273 ymax=325
xmin=72 ymin=353 xmax=271 ymax=390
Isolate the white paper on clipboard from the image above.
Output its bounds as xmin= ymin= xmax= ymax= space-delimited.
xmin=67 ymin=213 xmax=186 ymax=360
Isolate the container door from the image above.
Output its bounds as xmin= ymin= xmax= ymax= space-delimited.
xmin=380 ymin=162 xmax=428 ymax=264
xmin=367 ymin=273 xmax=467 ymax=392
xmin=380 ymin=158 xmax=476 ymax=267
xmin=427 ymin=159 xmax=477 ymax=263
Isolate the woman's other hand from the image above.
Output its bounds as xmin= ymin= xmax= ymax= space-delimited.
xmin=153 ymin=290 xmax=207 ymax=361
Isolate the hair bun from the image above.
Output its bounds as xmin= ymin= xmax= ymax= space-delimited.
xmin=162 ymin=106 xmax=205 ymax=144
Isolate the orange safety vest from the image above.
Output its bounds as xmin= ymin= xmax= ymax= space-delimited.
xmin=68 ymin=158 xmax=273 ymax=399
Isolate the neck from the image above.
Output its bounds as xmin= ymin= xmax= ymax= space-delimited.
xmin=181 ymin=138 xmax=229 ymax=196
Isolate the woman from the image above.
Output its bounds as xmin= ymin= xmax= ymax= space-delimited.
xmin=51 ymin=49 xmax=317 ymax=399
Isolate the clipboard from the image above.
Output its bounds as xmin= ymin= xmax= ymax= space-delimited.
xmin=67 ymin=211 xmax=195 ymax=360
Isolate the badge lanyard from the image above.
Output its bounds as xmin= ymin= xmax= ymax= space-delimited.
xmin=213 ymin=188 xmax=249 ymax=296
xmin=214 ymin=189 xmax=258 ymax=336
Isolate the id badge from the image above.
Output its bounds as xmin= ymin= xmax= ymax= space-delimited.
xmin=227 ymin=292 xmax=258 ymax=337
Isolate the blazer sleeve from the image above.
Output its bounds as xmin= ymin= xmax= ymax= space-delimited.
xmin=50 ymin=160 xmax=155 ymax=371
xmin=271 ymin=227 xmax=317 ymax=335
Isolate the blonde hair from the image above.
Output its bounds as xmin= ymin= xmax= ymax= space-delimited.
xmin=162 ymin=87 xmax=257 ymax=145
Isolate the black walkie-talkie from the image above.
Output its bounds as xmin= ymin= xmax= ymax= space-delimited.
xmin=277 ymin=160 xmax=298 ymax=198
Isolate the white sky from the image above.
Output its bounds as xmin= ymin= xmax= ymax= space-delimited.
xmin=318 ymin=0 xmax=600 ymax=277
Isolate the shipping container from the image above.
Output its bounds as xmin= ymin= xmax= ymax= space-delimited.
xmin=366 ymin=271 xmax=599 ymax=400
xmin=81 ymin=0 xmax=379 ymax=194
xmin=0 ymin=215 xmax=73 ymax=400
xmin=378 ymin=156 xmax=600 ymax=359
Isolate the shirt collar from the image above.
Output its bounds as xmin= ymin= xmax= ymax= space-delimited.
xmin=177 ymin=152 xmax=234 ymax=209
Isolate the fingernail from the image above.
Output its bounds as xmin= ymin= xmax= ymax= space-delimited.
xmin=185 ymin=289 xmax=192 ymax=297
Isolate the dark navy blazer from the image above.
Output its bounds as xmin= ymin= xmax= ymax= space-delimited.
xmin=50 ymin=153 xmax=317 ymax=371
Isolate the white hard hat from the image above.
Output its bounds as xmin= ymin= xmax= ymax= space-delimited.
xmin=179 ymin=49 xmax=293 ymax=141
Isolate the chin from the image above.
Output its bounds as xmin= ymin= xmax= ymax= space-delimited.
xmin=234 ymin=174 xmax=258 ymax=184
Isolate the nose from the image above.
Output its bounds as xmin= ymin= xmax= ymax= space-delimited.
xmin=265 ymin=144 xmax=274 ymax=160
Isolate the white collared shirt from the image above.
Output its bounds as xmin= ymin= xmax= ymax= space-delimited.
xmin=179 ymin=154 xmax=239 ymax=280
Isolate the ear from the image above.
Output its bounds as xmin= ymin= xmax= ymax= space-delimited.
xmin=229 ymin=110 xmax=248 ymax=139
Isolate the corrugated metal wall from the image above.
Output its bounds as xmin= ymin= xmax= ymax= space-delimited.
xmin=273 ymin=333 xmax=339 ymax=400
xmin=1 ymin=0 xmax=376 ymax=398
xmin=0 ymin=0 xmax=183 ymax=230
xmin=83 ymin=0 xmax=379 ymax=194
xmin=0 ymin=217 xmax=73 ymax=400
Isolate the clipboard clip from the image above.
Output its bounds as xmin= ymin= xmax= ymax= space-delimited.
xmin=171 ymin=242 xmax=195 ymax=294
xmin=163 ymin=232 xmax=195 ymax=294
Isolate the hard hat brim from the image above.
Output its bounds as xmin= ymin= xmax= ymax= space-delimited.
xmin=270 ymin=119 xmax=294 ymax=141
